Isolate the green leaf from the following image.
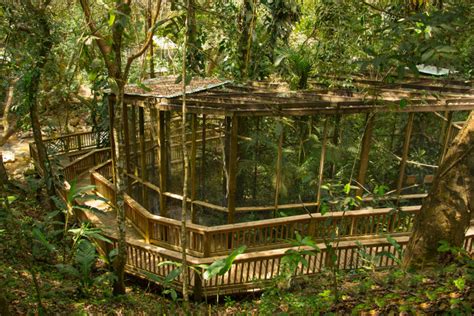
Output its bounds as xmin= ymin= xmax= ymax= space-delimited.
xmin=32 ymin=228 xmax=56 ymax=252
xmin=143 ymin=271 xmax=164 ymax=284
xmin=157 ymin=261 xmax=182 ymax=268
xmin=453 ymin=277 xmax=465 ymax=291
xmin=108 ymin=12 xmax=116 ymax=26
xmin=421 ymin=49 xmax=435 ymax=62
xmin=437 ymin=240 xmax=451 ymax=253
xmin=136 ymin=82 xmax=152 ymax=92
xmin=203 ymin=246 xmax=246 ymax=280
xmin=343 ymin=183 xmax=351 ymax=195
xmin=164 ymin=268 xmax=181 ymax=283
xmin=399 ymin=99 xmax=408 ymax=109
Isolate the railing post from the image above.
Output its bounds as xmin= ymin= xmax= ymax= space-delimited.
xmin=349 ymin=217 xmax=356 ymax=235
xmin=193 ymin=268 xmax=203 ymax=301
xmin=77 ymin=134 xmax=82 ymax=151
xmin=203 ymin=231 xmax=211 ymax=257
xmin=144 ymin=217 xmax=150 ymax=244
xmin=308 ymin=217 xmax=317 ymax=238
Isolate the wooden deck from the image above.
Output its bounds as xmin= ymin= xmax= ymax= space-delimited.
xmin=32 ymin=131 xmax=474 ymax=298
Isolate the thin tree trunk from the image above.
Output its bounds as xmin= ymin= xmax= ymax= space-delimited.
xmin=1 ymin=79 xmax=18 ymax=146
xmin=403 ymin=111 xmax=473 ymax=269
xmin=0 ymin=153 xmax=8 ymax=187
xmin=238 ymin=0 xmax=254 ymax=79
xmin=180 ymin=0 xmax=190 ymax=306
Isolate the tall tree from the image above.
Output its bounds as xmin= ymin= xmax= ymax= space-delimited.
xmin=77 ymin=0 xmax=163 ymax=295
xmin=403 ymin=113 xmax=473 ymax=268
xmin=1 ymin=0 xmax=56 ymax=207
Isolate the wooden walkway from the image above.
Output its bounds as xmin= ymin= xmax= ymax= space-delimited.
xmin=31 ymin=131 xmax=474 ymax=298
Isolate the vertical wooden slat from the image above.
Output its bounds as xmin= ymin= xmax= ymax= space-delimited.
xmin=227 ymin=114 xmax=238 ymax=224
xmin=158 ymin=111 xmax=168 ymax=217
xmin=356 ymin=113 xmax=375 ymax=197
xmin=139 ymin=106 xmax=148 ymax=209
xmin=396 ymin=112 xmax=415 ymax=197
xmin=190 ymin=114 xmax=197 ymax=223
xmin=274 ymin=125 xmax=284 ymax=217
xmin=130 ymin=105 xmax=138 ymax=175
xmin=316 ymin=117 xmax=329 ymax=210
xmin=200 ymin=114 xmax=206 ymax=199
xmin=123 ymin=103 xmax=131 ymax=176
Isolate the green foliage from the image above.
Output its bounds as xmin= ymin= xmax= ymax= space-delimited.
xmin=203 ymin=245 xmax=247 ymax=280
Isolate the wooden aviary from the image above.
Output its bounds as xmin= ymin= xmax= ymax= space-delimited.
xmin=31 ymin=76 xmax=474 ymax=298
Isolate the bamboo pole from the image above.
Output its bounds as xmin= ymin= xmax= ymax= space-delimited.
xmin=316 ymin=117 xmax=329 ymax=211
xmin=356 ymin=113 xmax=375 ymax=197
xmin=396 ymin=113 xmax=415 ymax=197
xmin=190 ymin=114 xmax=197 ymax=223
xmin=273 ymin=124 xmax=284 ymax=218
xmin=181 ymin=1 xmax=190 ymax=304
xmin=227 ymin=114 xmax=239 ymax=224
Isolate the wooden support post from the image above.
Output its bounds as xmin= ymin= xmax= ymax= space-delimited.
xmin=190 ymin=114 xmax=197 ymax=223
xmin=330 ymin=114 xmax=341 ymax=178
xmin=122 ymin=103 xmax=131 ymax=175
xmin=158 ymin=111 xmax=168 ymax=217
xmin=130 ymin=105 xmax=138 ymax=176
xmin=316 ymin=117 xmax=329 ymax=211
xmin=227 ymin=114 xmax=238 ymax=224
xmin=440 ymin=112 xmax=454 ymax=165
xmin=274 ymin=124 xmax=284 ymax=218
xmin=253 ymin=117 xmax=260 ymax=201
xmin=396 ymin=113 xmax=415 ymax=197
xmin=139 ymin=106 xmax=148 ymax=209
xmin=200 ymin=114 xmax=206 ymax=200
xmin=356 ymin=113 xmax=375 ymax=197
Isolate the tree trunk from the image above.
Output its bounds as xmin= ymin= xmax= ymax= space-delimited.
xmin=0 ymin=153 xmax=8 ymax=187
xmin=238 ymin=0 xmax=254 ymax=79
xmin=403 ymin=112 xmax=473 ymax=269
xmin=110 ymin=84 xmax=128 ymax=296
xmin=180 ymin=0 xmax=190 ymax=306
xmin=27 ymin=11 xmax=55 ymax=209
xmin=1 ymin=79 xmax=18 ymax=146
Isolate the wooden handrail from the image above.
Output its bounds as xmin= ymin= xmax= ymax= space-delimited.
xmin=42 ymin=130 xmax=99 ymax=141
xmin=62 ymin=147 xmax=110 ymax=170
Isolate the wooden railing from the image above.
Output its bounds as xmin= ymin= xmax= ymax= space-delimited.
xmin=86 ymin=222 xmax=474 ymax=297
xmin=90 ymin=161 xmax=116 ymax=206
xmin=43 ymin=131 xmax=108 ymax=155
xmin=63 ymin=148 xmax=111 ymax=182
xmin=91 ymin=170 xmax=421 ymax=257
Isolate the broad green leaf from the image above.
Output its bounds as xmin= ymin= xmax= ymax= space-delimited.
xmin=108 ymin=12 xmax=116 ymax=26
xmin=203 ymin=246 xmax=246 ymax=280
xmin=164 ymin=268 xmax=181 ymax=283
